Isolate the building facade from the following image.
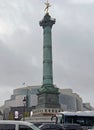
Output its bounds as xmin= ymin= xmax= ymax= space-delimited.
xmin=1 ymin=85 xmax=94 ymax=119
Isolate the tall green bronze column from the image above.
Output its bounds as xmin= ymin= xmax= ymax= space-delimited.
xmin=32 ymin=2 xmax=61 ymax=117
xmin=40 ymin=13 xmax=55 ymax=88
xmin=35 ymin=0 xmax=61 ymax=110
xmin=37 ymin=13 xmax=61 ymax=109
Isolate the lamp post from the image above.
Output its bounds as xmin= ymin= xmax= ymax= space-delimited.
xmin=23 ymin=97 xmax=26 ymax=121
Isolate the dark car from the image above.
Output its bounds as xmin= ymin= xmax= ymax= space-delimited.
xmin=39 ymin=123 xmax=65 ymax=130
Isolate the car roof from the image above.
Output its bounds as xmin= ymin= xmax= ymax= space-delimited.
xmin=0 ymin=120 xmax=33 ymax=125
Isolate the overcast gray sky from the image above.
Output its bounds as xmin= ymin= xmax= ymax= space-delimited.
xmin=0 ymin=0 xmax=94 ymax=107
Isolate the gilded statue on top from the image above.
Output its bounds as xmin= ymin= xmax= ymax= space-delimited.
xmin=44 ymin=0 xmax=51 ymax=14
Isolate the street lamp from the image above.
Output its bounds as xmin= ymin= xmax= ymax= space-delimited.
xmin=23 ymin=97 xmax=26 ymax=121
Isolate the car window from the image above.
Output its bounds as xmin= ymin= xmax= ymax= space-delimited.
xmin=19 ymin=125 xmax=33 ymax=130
xmin=0 ymin=124 xmax=15 ymax=130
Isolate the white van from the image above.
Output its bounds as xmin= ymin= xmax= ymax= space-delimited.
xmin=0 ymin=120 xmax=40 ymax=130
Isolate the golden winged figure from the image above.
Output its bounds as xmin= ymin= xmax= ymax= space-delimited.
xmin=44 ymin=0 xmax=51 ymax=13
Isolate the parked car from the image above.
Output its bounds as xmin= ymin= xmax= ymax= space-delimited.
xmin=39 ymin=123 xmax=65 ymax=130
xmin=0 ymin=120 xmax=40 ymax=130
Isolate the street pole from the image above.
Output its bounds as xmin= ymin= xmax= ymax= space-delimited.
xmin=23 ymin=97 xmax=26 ymax=121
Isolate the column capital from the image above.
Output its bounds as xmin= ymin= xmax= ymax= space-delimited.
xmin=39 ymin=13 xmax=56 ymax=28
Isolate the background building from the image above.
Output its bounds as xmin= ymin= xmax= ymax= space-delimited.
xmin=59 ymin=89 xmax=83 ymax=111
xmin=1 ymin=85 xmax=94 ymax=119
